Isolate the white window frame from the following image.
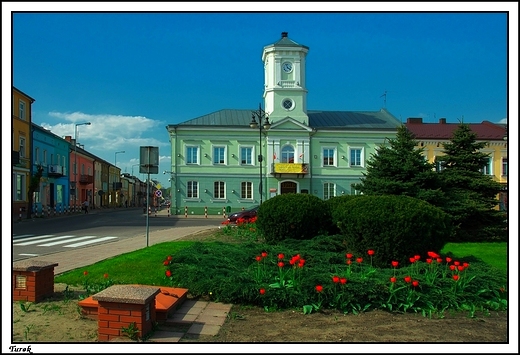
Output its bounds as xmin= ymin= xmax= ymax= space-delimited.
xmin=214 ymin=181 xmax=225 ymax=199
xmin=19 ymin=100 xmax=26 ymax=120
xmin=481 ymin=157 xmax=492 ymax=175
xmin=349 ymin=147 xmax=364 ymax=167
xmin=240 ymin=181 xmax=253 ymax=199
xmin=213 ymin=146 xmax=226 ymax=165
xmin=240 ymin=146 xmax=253 ymax=165
xmin=502 ymin=158 xmax=508 ymax=177
xmin=281 ymin=145 xmax=295 ymax=163
xmin=323 ymin=182 xmax=336 ymax=200
xmin=186 ymin=145 xmax=200 ymax=165
xmin=351 ymin=183 xmax=362 ymax=195
xmin=322 ymin=147 xmax=336 ymax=167
xmin=187 ymin=181 xmax=199 ymax=198
xmin=19 ymin=137 xmax=26 ymax=158
xmin=14 ymin=173 xmax=25 ymax=201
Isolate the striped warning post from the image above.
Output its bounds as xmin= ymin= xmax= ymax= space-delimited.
xmin=204 ymin=206 xmax=208 ymax=218
xmin=223 ymin=207 xmax=226 ymax=219
xmin=185 ymin=206 xmax=188 ymax=218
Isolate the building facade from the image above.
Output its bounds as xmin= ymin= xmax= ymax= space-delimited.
xmin=166 ymin=32 xmax=402 ymax=215
xmin=12 ymin=87 xmax=35 ymax=217
xmin=405 ymin=117 xmax=508 ymax=211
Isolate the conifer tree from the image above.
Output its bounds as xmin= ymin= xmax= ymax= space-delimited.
xmin=437 ymin=124 xmax=507 ymax=241
xmin=354 ymin=125 xmax=446 ymax=207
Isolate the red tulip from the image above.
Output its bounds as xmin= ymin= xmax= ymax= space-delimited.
xmin=163 ymin=260 xmax=169 ymax=266
xmin=261 ymin=252 xmax=268 ymax=258
xmin=332 ymin=275 xmax=340 ymax=283
xmin=167 ymin=255 xmax=172 ymax=261
xmin=277 ymin=261 xmax=284 ymax=268
xmin=454 ymin=261 xmax=460 ymax=266
xmin=103 ymin=273 xmax=109 ymax=279
xmin=458 ymin=265 xmax=464 ymax=272
xmin=298 ymin=259 xmax=306 ymax=267
xmin=391 ymin=261 xmax=399 ymax=267
xmin=427 ymin=251 xmax=440 ymax=258
xmin=404 ymin=276 xmax=412 ymax=283
xmin=436 ymin=258 xmax=443 ymax=263
xmin=83 ymin=271 xmax=88 ymax=276
xmin=165 ymin=270 xmax=172 ymax=277
xmin=340 ymin=278 xmax=347 ymax=284
xmin=346 ymin=253 xmax=353 ymax=259
xmin=449 ymin=265 xmax=456 ymax=271
xmin=409 ymin=257 xmax=416 ymax=263
xmin=259 ymin=288 xmax=266 ymax=295
xmin=463 ymin=262 xmax=469 ymax=268
xmin=414 ymin=255 xmax=421 ymax=261
xmin=445 ymin=257 xmax=452 ymax=263
xmin=426 ymin=258 xmax=432 ymax=264
xmin=390 ymin=277 xmax=396 ymax=283
xmin=346 ymin=259 xmax=352 ymax=265
xmin=315 ymin=285 xmax=323 ymax=293
xmin=412 ymin=280 xmax=419 ymax=287
xmin=453 ymin=275 xmax=459 ymax=281
xmin=278 ymin=253 xmax=284 ymax=260
xmin=367 ymin=249 xmax=375 ymax=256
xmin=256 ymin=256 xmax=262 ymax=262
xmin=356 ymin=257 xmax=363 ymax=264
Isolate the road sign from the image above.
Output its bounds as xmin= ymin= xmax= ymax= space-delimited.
xmin=155 ymin=190 xmax=162 ymax=197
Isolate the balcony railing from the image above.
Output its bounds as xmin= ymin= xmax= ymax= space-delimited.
xmin=271 ymin=163 xmax=308 ymax=177
xmin=79 ymin=174 xmax=94 ymax=184
xmin=48 ymin=165 xmax=64 ymax=176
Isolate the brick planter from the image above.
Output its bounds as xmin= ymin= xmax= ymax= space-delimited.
xmin=12 ymin=260 xmax=58 ymax=302
xmin=92 ymin=285 xmax=161 ymax=342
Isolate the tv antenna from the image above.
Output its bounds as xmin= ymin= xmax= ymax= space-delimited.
xmin=380 ymin=90 xmax=388 ymax=108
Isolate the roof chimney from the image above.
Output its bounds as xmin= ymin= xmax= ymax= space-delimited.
xmin=439 ymin=118 xmax=446 ymax=124
xmin=281 ymin=32 xmax=288 ymax=38
xmin=406 ymin=117 xmax=423 ymax=124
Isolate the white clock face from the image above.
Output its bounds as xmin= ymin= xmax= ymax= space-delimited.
xmin=282 ymin=62 xmax=293 ymax=73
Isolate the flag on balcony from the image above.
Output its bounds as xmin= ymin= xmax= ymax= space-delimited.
xmin=273 ymin=152 xmax=277 ymax=160
xmin=299 ymin=153 xmax=304 ymax=158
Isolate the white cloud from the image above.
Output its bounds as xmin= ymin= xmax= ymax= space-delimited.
xmin=498 ymin=118 xmax=507 ymax=124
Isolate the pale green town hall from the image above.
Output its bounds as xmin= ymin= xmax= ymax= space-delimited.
xmin=166 ymin=32 xmax=401 ymax=216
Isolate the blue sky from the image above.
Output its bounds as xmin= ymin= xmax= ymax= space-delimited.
xmin=5 ymin=3 xmax=517 ymax=190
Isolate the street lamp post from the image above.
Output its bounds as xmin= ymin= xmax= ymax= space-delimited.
xmin=74 ymin=122 xmax=91 ymax=210
xmin=113 ymin=151 xmax=125 ymax=207
xmin=250 ymin=103 xmax=270 ymax=205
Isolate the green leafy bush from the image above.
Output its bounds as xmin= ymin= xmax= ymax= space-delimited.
xmin=334 ymin=195 xmax=453 ymax=268
xmin=256 ymin=193 xmax=329 ymax=244
xmin=325 ymin=195 xmax=363 ymax=235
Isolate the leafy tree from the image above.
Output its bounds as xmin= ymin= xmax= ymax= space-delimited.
xmin=354 ymin=125 xmax=446 ymax=207
xmin=27 ymin=165 xmax=44 ymax=219
xmin=437 ymin=124 xmax=507 ymax=241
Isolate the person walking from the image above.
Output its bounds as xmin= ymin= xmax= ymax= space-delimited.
xmin=82 ymin=199 xmax=89 ymax=214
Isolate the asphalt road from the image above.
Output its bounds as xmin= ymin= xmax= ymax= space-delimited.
xmin=11 ymin=207 xmax=223 ymax=261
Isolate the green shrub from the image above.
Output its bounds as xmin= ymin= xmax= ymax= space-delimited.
xmin=334 ymin=195 xmax=453 ymax=268
xmin=325 ymin=195 xmax=363 ymax=234
xmin=256 ymin=193 xmax=329 ymax=244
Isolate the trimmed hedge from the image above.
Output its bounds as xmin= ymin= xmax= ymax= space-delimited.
xmin=334 ymin=195 xmax=453 ymax=268
xmin=256 ymin=193 xmax=329 ymax=244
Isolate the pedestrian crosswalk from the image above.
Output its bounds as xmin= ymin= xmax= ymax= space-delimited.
xmin=12 ymin=234 xmax=118 ymax=248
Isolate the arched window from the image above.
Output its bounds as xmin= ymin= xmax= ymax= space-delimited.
xmin=281 ymin=145 xmax=295 ymax=163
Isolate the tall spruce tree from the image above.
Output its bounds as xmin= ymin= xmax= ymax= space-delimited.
xmin=354 ymin=125 xmax=446 ymax=207
xmin=437 ymin=123 xmax=507 ymax=242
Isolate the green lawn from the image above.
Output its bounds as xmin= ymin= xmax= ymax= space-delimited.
xmin=441 ymin=242 xmax=507 ymax=274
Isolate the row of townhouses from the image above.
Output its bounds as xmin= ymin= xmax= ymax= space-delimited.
xmin=13 ymin=33 xmax=507 ymax=218
xmin=12 ymin=87 xmax=160 ymax=220
xmin=164 ymin=32 xmax=508 ymax=215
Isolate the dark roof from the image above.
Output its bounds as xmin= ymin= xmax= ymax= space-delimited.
xmin=264 ymin=32 xmax=309 ymax=50
xmin=406 ymin=120 xmax=506 ymax=140
xmin=172 ymin=108 xmax=402 ymax=131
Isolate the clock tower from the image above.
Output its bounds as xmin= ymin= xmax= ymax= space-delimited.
xmin=262 ymin=32 xmax=309 ymax=125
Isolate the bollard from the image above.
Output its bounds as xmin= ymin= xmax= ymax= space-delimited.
xmin=19 ymin=207 xmax=22 ymax=221
xmin=204 ymin=206 xmax=208 ymax=218
xmin=154 ymin=208 xmax=157 ymax=217
xmin=167 ymin=207 xmax=170 ymax=217
xmin=185 ymin=206 xmax=188 ymax=218
xmin=47 ymin=206 xmax=50 ymax=218
xmin=223 ymin=207 xmax=226 ymax=219
xmin=54 ymin=206 xmax=57 ymax=217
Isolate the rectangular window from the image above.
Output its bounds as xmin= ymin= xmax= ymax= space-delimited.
xmin=241 ymin=181 xmax=252 ymax=199
xmin=35 ymin=147 xmax=40 ymax=164
xmin=323 ymin=148 xmax=335 ymax=166
xmin=481 ymin=157 xmax=492 ymax=175
xmin=213 ymin=146 xmax=225 ymax=164
xmin=434 ymin=157 xmax=445 ymax=172
xmin=19 ymin=137 xmax=26 ymax=158
xmin=502 ymin=158 xmax=508 ymax=176
xmin=240 ymin=147 xmax=253 ymax=165
xmin=62 ymin=155 xmax=66 ymax=167
xmin=19 ymin=100 xmax=26 ymax=120
xmin=214 ymin=181 xmax=225 ymax=199
xmin=15 ymin=173 xmax=25 ymax=201
xmin=186 ymin=146 xmax=199 ymax=164
xmin=324 ymin=183 xmax=335 ymax=200
xmin=187 ymin=181 xmax=198 ymax=198
xmin=350 ymin=148 xmax=362 ymax=167
xmin=43 ymin=150 xmax=47 ymax=165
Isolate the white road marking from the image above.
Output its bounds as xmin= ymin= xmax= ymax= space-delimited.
xmin=63 ymin=236 xmax=117 ymax=247
xmin=37 ymin=236 xmax=96 ymax=246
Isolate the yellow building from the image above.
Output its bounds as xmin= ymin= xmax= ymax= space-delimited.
xmin=406 ymin=117 xmax=507 ymax=210
xmin=12 ymin=87 xmax=35 ymax=219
